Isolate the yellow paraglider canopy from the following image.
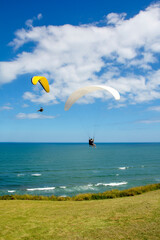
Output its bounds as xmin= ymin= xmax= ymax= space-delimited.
xmin=31 ymin=76 xmax=50 ymax=93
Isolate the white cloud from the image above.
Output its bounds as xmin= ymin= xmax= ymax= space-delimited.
xmin=148 ymin=106 xmax=160 ymax=111
xmin=16 ymin=113 xmax=56 ymax=119
xmin=1 ymin=4 xmax=160 ymax=107
xmin=37 ymin=13 xmax=42 ymax=20
xmin=106 ymin=12 xmax=127 ymax=25
xmin=139 ymin=119 xmax=160 ymax=124
xmin=108 ymin=103 xmax=126 ymax=109
xmin=25 ymin=13 xmax=43 ymax=28
xmin=22 ymin=104 xmax=29 ymax=108
xmin=0 ymin=106 xmax=13 ymax=110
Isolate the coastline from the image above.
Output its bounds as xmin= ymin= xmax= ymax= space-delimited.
xmin=1 ymin=183 xmax=160 ymax=201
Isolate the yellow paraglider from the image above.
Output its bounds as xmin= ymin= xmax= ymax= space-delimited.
xmin=31 ymin=76 xmax=50 ymax=93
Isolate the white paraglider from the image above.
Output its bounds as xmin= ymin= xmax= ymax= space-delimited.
xmin=64 ymin=85 xmax=120 ymax=111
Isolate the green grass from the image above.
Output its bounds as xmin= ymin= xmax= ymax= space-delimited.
xmin=0 ymin=189 xmax=160 ymax=240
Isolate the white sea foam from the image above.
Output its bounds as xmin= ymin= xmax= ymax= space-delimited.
xmin=95 ymin=182 xmax=127 ymax=187
xmin=27 ymin=187 xmax=55 ymax=191
xmin=8 ymin=190 xmax=16 ymax=193
xmin=17 ymin=173 xmax=25 ymax=176
xmin=118 ymin=167 xmax=128 ymax=170
xmin=60 ymin=186 xmax=66 ymax=189
xmin=70 ymin=182 xmax=127 ymax=192
xmin=88 ymin=184 xmax=93 ymax=187
xmin=31 ymin=174 xmax=42 ymax=176
xmin=95 ymin=183 xmax=103 ymax=186
xmin=116 ymin=174 xmax=119 ymax=176
xmin=74 ymin=184 xmax=95 ymax=191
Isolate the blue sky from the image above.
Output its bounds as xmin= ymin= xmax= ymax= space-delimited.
xmin=1 ymin=0 xmax=160 ymax=142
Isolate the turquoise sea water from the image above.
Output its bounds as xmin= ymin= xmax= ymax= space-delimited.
xmin=0 ymin=143 xmax=160 ymax=197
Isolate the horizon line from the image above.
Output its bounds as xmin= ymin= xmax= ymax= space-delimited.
xmin=0 ymin=142 xmax=160 ymax=144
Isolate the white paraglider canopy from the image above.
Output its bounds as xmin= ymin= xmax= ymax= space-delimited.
xmin=64 ymin=85 xmax=120 ymax=111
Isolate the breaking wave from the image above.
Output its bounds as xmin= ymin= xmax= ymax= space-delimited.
xmin=25 ymin=181 xmax=127 ymax=192
xmin=5 ymin=181 xmax=128 ymax=196
xmin=27 ymin=187 xmax=55 ymax=191
xmin=118 ymin=167 xmax=129 ymax=170
xmin=31 ymin=174 xmax=42 ymax=176
xmin=95 ymin=181 xmax=127 ymax=186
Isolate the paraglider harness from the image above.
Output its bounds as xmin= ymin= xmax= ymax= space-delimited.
xmin=38 ymin=107 xmax=44 ymax=112
xmin=89 ymin=138 xmax=94 ymax=146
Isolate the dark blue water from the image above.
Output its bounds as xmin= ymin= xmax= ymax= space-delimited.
xmin=0 ymin=143 xmax=160 ymax=196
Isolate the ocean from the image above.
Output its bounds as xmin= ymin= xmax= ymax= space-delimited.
xmin=0 ymin=143 xmax=160 ymax=197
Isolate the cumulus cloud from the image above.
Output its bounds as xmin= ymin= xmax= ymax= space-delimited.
xmin=106 ymin=12 xmax=127 ymax=25
xmin=16 ymin=113 xmax=56 ymax=119
xmin=1 ymin=4 xmax=160 ymax=107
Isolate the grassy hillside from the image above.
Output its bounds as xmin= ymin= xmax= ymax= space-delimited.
xmin=0 ymin=189 xmax=160 ymax=240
